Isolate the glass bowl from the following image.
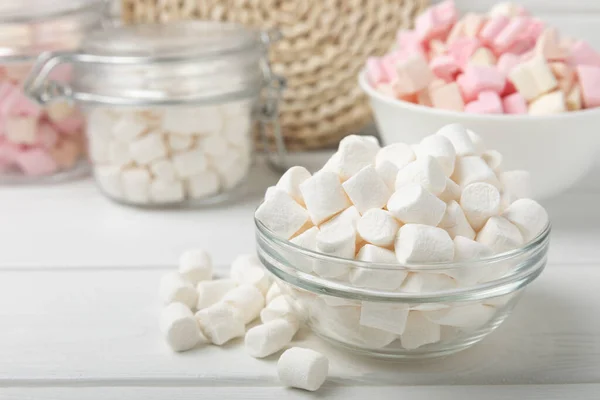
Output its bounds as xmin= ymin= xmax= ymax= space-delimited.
xmin=255 ymin=217 xmax=550 ymax=359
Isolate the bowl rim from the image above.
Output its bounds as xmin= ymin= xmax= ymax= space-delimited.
xmin=358 ymin=70 xmax=600 ymax=121
xmin=254 ymin=214 xmax=551 ymax=271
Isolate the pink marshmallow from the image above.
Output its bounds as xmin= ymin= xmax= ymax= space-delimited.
xmin=4 ymin=116 xmax=37 ymax=145
xmin=568 ymin=40 xmax=600 ymax=67
xmin=0 ymin=81 xmax=16 ymax=102
xmin=52 ymin=114 xmax=84 ymax=135
xmin=493 ymin=17 xmax=530 ymax=53
xmin=576 ymin=65 xmax=600 ymax=108
xmin=502 ymin=93 xmax=528 ymax=114
xmin=430 ymin=55 xmax=460 ymax=82
xmin=0 ymin=139 xmax=20 ymax=165
xmin=497 ymin=53 xmax=521 ymax=76
xmin=15 ymin=148 xmax=59 ymax=176
xmin=395 ymin=53 xmax=435 ymax=94
xmin=366 ymin=57 xmax=385 ymax=85
xmin=465 ymin=91 xmax=503 ymax=114
xmin=521 ymin=18 xmax=545 ymax=42
xmin=36 ymin=123 xmax=60 ymax=149
xmin=457 ymin=65 xmax=506 ymax=101
xmin=448 ymin=37 xmax=481 ymax=67
xmin=479 ymin=16 xmax=510 ymax=45
xmin=0 ymin=88 xmax=42 ymax=118
xmin=396 ymin=30 xmax=424 ymax=54
xmin=536 ymin=28 xmax=567 ymax=61
xmin=415 ymin=0 xmax=457 ymax=42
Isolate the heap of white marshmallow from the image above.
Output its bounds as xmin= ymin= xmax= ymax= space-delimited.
xmin=89 ymin=102 xmax=252 ymax=205
xmin=255 ymin=124 xmax=549 ymax=350
xmin=159 ymin=249 xmax=329 ymax=392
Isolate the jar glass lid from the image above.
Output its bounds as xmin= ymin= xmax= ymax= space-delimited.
xmin=82 ymin=21 xmax=262 ymax=58
xmin=0 ymin=0 xmax=102 ymax=22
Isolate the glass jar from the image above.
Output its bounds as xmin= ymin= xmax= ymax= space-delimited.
xmin=25 ymin=21 xmax=286 ymax=206
xmin=255 ymin=215 xmax=550 ymax=359
xmin=0 ymin=0 xmax=105 ymax=183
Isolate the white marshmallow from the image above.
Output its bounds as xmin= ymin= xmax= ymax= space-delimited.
xmin=222 ymin=284 xmax=266 ymax=324
xmin=453 ymin=236 xmax=494 ymax=261
xmin=212 ymin=149 xmax=250 ymax=190
xmin=438 ymin=177 xmax=461 ymax=203
xmin=129 ymin=132 xmax=167 ymax=165
xmin=452 ymin=156 xmax=501 ymax=188
xmin=397 ymin=272 xmax=424 ymax=293
xmin=500 ymin=170 xmax=532 ymax=206
xmin=150 ymin=159 xmax=176 ymax=181
xmin=502 ymin=198 xmax=549 ymax=242
xmin=229 ymin=254 xmax=271 ymax=295
xmin=186 ymin=171 xmax=220 ymax=199
xmin=466 ymin=129 xmax=486 ymax=154
xmin=357 ymin=209 xmax=401 ymax=247
xmin=162 ymin=107 xmax=223 ymax=135
xmin=159 ymin=272 xmax=198 ymax=309
xmin=395 ymin=155 xmax=447 ymax=196
xmin=108 ymin=140 xmax=133 ymax=167
xmin=245 ymin=319 xmax=299 ymax=358
xmin=374 ymin=143 xmax=416 ymax=188
xmin=360 ymin=301 xmax=409 ymax=335
xmin=319 ymin=206 xmax=360 ymax=240
xmin=350 ymin=245 xmax=407 ymax=290
xmin=529 ymin=91 xmax=566 ymax=115
xmin=436 ymin=124 xmax=476 ymax=156
xmin=321 ymin=296 xmax=360 ymax=307
xmin=290 ymin=226 xmax=320 ymax=273
xmin=199 ymin=135 xmax=229 ymax=157
xmin=395 ymin=224 xmax=454 ymax=263
xmin=476 ymin=216 xmax=524 ymax=253
xmin=255 ymin=190 xmax=310 ymax=239
xmin=460 ymin=182 xmax=501 ymax=231
xmin=196 ymin=279 xmax=237 ymax=310
xmin=400 ymin=311 xmax=441 ymax=350
xmin=223 ymin=113 xmax=252 ymax=145
xmin=195 ymin=302 xmax=245 ymax=345
xmin=375 ymin=160 xmax=400 ymax=190
xmin=150 ymin=179 xmax=185 ymax=204
xmin=300 ymin=171 xmax=351 ymax=225
xmin=89 ymin=134 xmax=110 ymax=164
xmin=179 ymin=249 xmax=213 ymax=285
xmin=172 ymin=149 xmax=208 ymax=178
xmin=447 ymin=236 xmax=494 ymax=285
xmin=260 ymin=295 xmax=298 ymax=324
xmin=160 ymin=302 xmax=207 ymax=352
xmin=481 ymin=150 xmax=503 ymax=172
xmin=387 ymin=183 xmax=447 ymax=226
xmin=438 ymin=200 xmax=476 ymax=240
xmin=424 ymin=304 xmax=495 ymax=328
xmin=168 ymin=134 xmax=193 ymax=151
xmin=415 ymin=134 xmax=456 ymax=176
xmin=314 ymin=227 xmax=354 ymax=277
xmin=323 ymin=135 xmax=380 ymax=181
xmin=419 ymin=273 xmax=457 ymax=292
xmin=264 ymin=186 xmax=277 ymax=201
xmin=278 ymin=347 xmax=329 ymax=392
xmin=112 ymin=114 xmax=148 ymax=141
xmin=121 ymin=168 xmax=151 ymax=204
xmin=342 ymin=165 xmax=391 ymax=214
xmin=94 ymin=166 xmax=123 ymax=199
xmin=266 ymin=283 xmax=282 ymax=304
xmin=276 ymin=166 xmax=311 ymax=206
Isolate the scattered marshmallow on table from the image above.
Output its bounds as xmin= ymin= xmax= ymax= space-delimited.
xmin=160 ymin=302 xmax=208 ymax=352
xmin=179 ymin=249 xmax=213 ymax=285
xmin=230 ymin=254 xmax=271 ymax=295
xmin=245 ymin=319 xmax=299 ymax=358
xmin=260 ymin=295 xmax=298 ymax=324
xmin=196 ymin=279 xmax=237 ymax=310
xmin=266 ymin=283 xmax=283 ymax=304
xmin=277 ymin=347 xmax=329 ymax=392
xmin=195 ymin=302 xmax=246 ymax=345
xmin=159 ymin=272 xmax=198 ymax=309
xmin=365 ymin=1 xmax=600 ymax=115
xmin=221 ymin=284 xmax=266 ymax=324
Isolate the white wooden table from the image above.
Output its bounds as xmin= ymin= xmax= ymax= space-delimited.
xmin=1 ymin=153 xmax=599 ymax=400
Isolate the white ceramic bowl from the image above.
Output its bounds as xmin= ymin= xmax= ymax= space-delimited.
xmin=359 ymin=71 xmax=600 ymax=199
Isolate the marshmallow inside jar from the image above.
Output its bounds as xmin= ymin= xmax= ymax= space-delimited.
xmin=255 ymin=126 xmax=551 ymax=359
xmin=0 ymin=0 xmax=105 ymax=183
xmin=25 ymin=21 xmax=282 ymax=207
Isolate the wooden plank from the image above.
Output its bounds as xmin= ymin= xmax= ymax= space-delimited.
xmin=2 ymin=385 xmax=600 ymax=400
xmin=0 ymin=264 xmax=599 ymax=385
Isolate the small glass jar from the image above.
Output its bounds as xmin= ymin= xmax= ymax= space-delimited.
xmin=255 ymin=216 xmax=550 ymax=359
xmin=0 ymin=0 xmax=105 ymax=183
xmin=25 ymin=21 xmax=286 ymax=206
